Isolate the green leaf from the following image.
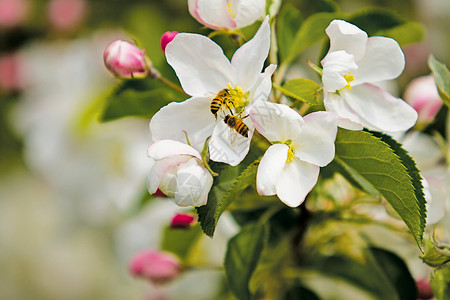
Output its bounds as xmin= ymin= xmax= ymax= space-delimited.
xmin=161 ymin=224 xmax=203 ymax=262
xmin=311 ymin=247 xmax=416 ymax=300
xmin=225 ymin=223 xmax=269 ymax=300
xmin=431 ymin=266 xmax=450 ymax=300
xmin=347 ymin=8 xmax=424 ymax=46
xmin=277 ymin=4 xmax=303 ymax=62
xmin=196 ymin=158 xmax=260 ymax=237
xmin=428 ymin=55 xmax=450 ymax=107
xmin=334 ymin=129 xmax=426 ymax=248
xmin=285 ymin=12 xmax=342 ymax=63
xmin=284 ymin=285 xmax=321 ymax=300
xmin=100 ymin=80 xmax=186 ymax=122
xmin=276 ymin=78 xmax=322 ymax=105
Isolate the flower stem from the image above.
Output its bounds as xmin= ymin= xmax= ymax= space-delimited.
xmin=157 ymin=76 xmax=188 ymax=96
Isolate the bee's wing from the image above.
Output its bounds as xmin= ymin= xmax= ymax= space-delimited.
xmin=229 ymin=127 xmax=237 ymax=147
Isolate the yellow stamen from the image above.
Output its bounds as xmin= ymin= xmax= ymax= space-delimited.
xmin=227 ymin=83 xmax=249 ymax=109
xmin=341 ymin=73 xmax=354 ymax=91
xmin=227 ymin=2 xmax=236 ymax=18
xmin=286 ymin=146 xmax=295 ymax=163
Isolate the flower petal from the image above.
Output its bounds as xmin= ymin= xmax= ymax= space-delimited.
xmin=344 ymin=83 xmax=418 ymax=132
xmin=352 ymin=36 xmax=405 ymax=85
xmin=147 ymin=155 xmax=191 ymax=194
xmin=165 ymin=33 xmax=234 ymax=96
xmin=276 ymin=158 xmax=320 ymax=207
xmin=326 ymin=19 xmax=368 ymax=61
xmin=150 ymin=96 xmax=216 ymax=150
xmin=249 ymin=64 xmax=277 ymax=103
xmin=233 ymin=0 xmax=266 ymax=29
xmin=148 ymin=140 xmax=201 ymax=161
xmin=323 ymin=92 xmax=363 ymax=130
xmin=231 ymin=16 xmax=270 ymax=92
xmin=249 ymin=101 xmax=304 ymax=142
xmin=174 ymin=158 xmax=213 ymax=207
xmin=208 ymin=117 xmax=253 ymax=166
xmin=321 ymin=50 xmax=358 ymax=92
xmin=293 ymin=111 xmax=338 ymax=167
xmin=256 ymin=143 xmax=288 ymax=196
xmin=194 ymin=0 xmax=236 ymax=30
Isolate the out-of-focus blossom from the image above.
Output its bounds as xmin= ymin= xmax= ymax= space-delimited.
xmin=170 ymin=213 xmax=196 ymax=229
xmin=404 ymin=75 xmax=443 ymax=127
xmin=129 ymin=249 xmax=181 ymax=285
xmin=0 ymin=0 xmax=29 ymax=28
xmin=321 ymin=20 xmax=417 ymax=132
xmin=150 ymin=17 xmax=275 ymax=166
xmin=188 ymin=0 xmax=265 ymax=30
xmin=250 ymin=102 xmax=338 ymax=207
xmin=0 ymin=52 xmax=25 ymax=92
xmin=47 ymin=0 xmax=87 ymax=32
xmin=147 ymin=140 xmax=213 ymax=207
xmin=103 ymin=40 xmax=150 ymax=79
xmin=160 ymin=31 xmax=178 ymax=52
xmin=416 ymin=278 xmax=434 ymax=300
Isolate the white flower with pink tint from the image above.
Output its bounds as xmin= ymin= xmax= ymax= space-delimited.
xmin=103 ymin=40 xmax=150 ymax=79
xmin=321 ymin=20 xmax=418 ymax=132
xmin=250 ymin=102 xmax=338 ymax=207
xmin=150 ymin=17 xmax=275 ymax=166
xmin=147 ymin=140 xmax=213 ymax=207
xmin=188 ymin=0 xmax=265 ymax=30
xmin=129 ymin=249 xmax=181 ymax=285
xmin=0 ymin=0 xmax=29 ymax=28
xmin=404 ymin=75 xmax=443 ymax=126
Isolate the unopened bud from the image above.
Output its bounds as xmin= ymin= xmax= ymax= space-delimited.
xmin=103 ymin=40 xmax=151 ymax=79
xmin=153 ymin=188 xmax=167 ymax=198
xmin=170 ymin=213 xmax=195 ymax=229
xmin=404 ymin=75 xmax=443 ymax=126
xmin=160 ymin=31 xmax=178 ymax=52
xmin=416 ymin=278 xmax=433 ymax=300
xmin=129 ymin=249 xmax=181 ymax=285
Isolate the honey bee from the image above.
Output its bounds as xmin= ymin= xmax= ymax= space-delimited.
xmin=223 ymin=113 xmax=249 ymax=138
xmin=210 ymin=89 xmax=232 ymax=119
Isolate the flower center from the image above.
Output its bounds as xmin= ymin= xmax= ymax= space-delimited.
xmin=284 ymin=140 xmax=295 ymax=163
xmin=227 ymin=2 xmax=236 ymax=19
xmin=341 ymin=73 xmax=354 ymax=90
xmin=227 ymin=83 xmax=249 ymax=111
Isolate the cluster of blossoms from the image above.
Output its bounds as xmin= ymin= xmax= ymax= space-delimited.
xmin=103 ymin=14 xmax=417 ymax=210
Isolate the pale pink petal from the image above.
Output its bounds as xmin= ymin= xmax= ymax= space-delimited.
xmin=352 ymin=37 xmax=405 ymax=85
xmin=256 ymin=143 xmax=288 ymax=196
xmin=174 ymin=158 xmax=213 ymax=207
xmin=425 ymin=176 xmax=448 ymax=225
xmin=233 ymin=0 xmax=266 ymax=28
xmin=249 ymin=101 xmax=304 ymax=142
xmin=231 ymin=16 xmax=270 ymax=92
xmin=323 ymin=92 xmax=363 ymax=130
xmin=147 ymin=140 xmax=201 ymax=160
xmin=276 ymin=158 xmax=320 ymax=207
xmin=326 ymin=19 xmax=368 ymax=61
xmin=249 ymin=64 xmax=277 ymax=103
xmin=165 ymin=33 xmax=234 ymax=96
xmin=208 ymin=118 xmax=253 ymax=166
xmin=195 ymin=0 xmax=236 ymax=30
xmin=344 ymin=83 xmax=418 ymax=132
xmin=293 ymin=111 xmax=338 ymax=167
xmin=147 ymin=156 xmax=191 ymax=194
xmin=321 ymin=50 xmax=358 ymax=92
xmin=150 ymin=96 xmax=216 ymax=150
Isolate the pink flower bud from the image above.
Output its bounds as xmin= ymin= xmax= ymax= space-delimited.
xmin=103 ymin=40 xmax=150 ymax=79
xmin=129 ymin=250 xmax=181 ymax=285
xmin=416 ymin=278 xmax=433 ymax=300
xmin=170 ymin=213 xmax=195 ymax=229
xmin=0 ymin=0 xmax=29 ymax=28
xmin=153 ymin=188 xmax=167 ymax=198
xmin=0 ymin=52 xmax=25 ymax=93
xmin=160 ymin=31 xmax=178 ymax=52
xmin=404 ymin=75 xmax=443 ymax=126
xmin=47 ymin=0 xmax=87 ymax=32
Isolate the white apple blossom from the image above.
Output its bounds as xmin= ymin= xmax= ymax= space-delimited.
xmin=321 ymin=19 xmax=418 ymax=132
xmin=249 ymin=101 xmax=338 ymax=207
xmin=188 ymin=0 xmax=265 ymax=30
xmin=150 ymin=17 xmax=276 ymax=166
xmin=147 ymin=140 xmax=213 ymax=207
